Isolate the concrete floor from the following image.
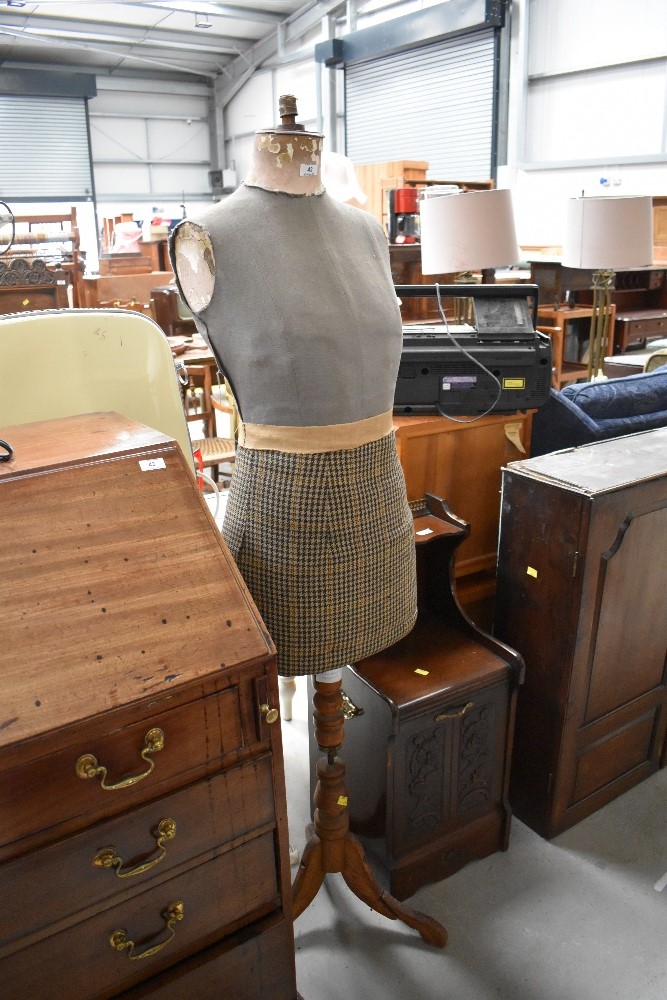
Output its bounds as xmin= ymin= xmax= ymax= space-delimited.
xmin=282 ymin=678 xmax=667 ymax=1000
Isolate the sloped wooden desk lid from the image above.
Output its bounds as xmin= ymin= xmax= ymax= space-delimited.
xmin=0 ymin=411 xmax=274 ymax=749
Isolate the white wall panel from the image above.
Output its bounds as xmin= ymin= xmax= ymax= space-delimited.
xmin=147 ymin=120 xmax=210 ymax=163
xmin=90 ymin=119 xmax=149 ymax=160
xmin=528 ymin=0 xmax=667 ymax=77
xmin=149 ymin=164 xmax=211 ymax=195
xmin=225 ymin=71 xmax=274 ymax=136
xmin=225 ymin=133 xmax=256 ymax=184
xmin=274 ymin=62 xmax=319 ymax=124
xmin=525 ymin=61 xmax=667 ymax=162
xmin=89 ymin=76 xmax=212 ymax=204
xmin=94 ymin=164 xmax=151 ymax=197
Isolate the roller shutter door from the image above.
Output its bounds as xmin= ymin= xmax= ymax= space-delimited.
xmin=0 ymin=94 xmax=93 ymax=201
xmin=345 ymin=29 xmax=497 ymax=180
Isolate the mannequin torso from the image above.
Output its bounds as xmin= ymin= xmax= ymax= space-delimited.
xmin=170 ymin=106 xmax=417 ymax=676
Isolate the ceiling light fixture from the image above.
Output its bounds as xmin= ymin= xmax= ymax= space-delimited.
xmin=194 ymin=13 xmax=212 ymax=29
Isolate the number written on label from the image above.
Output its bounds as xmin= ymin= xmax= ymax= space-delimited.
xmin=139 ymin=458 xmax=167 ymax=472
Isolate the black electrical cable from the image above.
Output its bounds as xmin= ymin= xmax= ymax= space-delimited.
xmin=0 ymin=438 xmax=14 ymax=462
xmin=434 ymin=283 xmax=503 ymax=424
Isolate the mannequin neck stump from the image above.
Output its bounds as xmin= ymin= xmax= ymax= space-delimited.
xmin=245 ymin=130 xmax=324 ymax=196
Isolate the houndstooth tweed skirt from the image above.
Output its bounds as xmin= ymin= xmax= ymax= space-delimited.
xmin=221 ymin=432 xmax=417 ymax=677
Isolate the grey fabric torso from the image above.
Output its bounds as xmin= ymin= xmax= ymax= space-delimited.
xmin=174 ymin=185 xmax=403 ymax=427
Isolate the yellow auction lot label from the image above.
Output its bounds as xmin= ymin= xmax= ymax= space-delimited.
xmin=503 ymin=378 xmax=526 ymax=389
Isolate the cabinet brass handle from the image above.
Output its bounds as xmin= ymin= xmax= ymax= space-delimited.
xmin=260 ymin=703 xmax=279 ymax=724
xmin=109 ymin=900 xmax=184 ymax=961
xmin=435 ymin=701 xmax=473 ymax=723
xmin=341 ymin=690 xmax=364 ymax=720
xmin=93 ymin=819 xmax=176 ymax=878
xmin=76 ymin=728 xmax=165 ymax=790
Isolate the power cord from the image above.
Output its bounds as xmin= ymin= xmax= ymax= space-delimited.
xmin=434 ymin=283 xmax=502 ymax=424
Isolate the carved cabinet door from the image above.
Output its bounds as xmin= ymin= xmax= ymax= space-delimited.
xmin=390 ymin=681 xmax=509 ymax=859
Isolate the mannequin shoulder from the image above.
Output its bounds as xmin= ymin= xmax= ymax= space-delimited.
xmin=171 ymin=220 xmax=216 ymax=313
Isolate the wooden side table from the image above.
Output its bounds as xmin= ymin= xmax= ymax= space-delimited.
xmin=537 ymin=304 xmax=616 ymax=387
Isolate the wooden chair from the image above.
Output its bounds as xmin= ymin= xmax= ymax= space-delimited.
xmin=184 ymin=362 xmax=237 ymax=485
xmin=0 ymin=308 xmax=194 ymax=470
xmin=152 ymin=285 xmax=197 ymax=337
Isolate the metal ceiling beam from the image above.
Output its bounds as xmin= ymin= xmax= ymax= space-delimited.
xmin=0 ymin=27 xmax=225 ymax=78
xmin=0 ymin=12 xmax=254 ymax=50
xmin=140 ymin=2 xmax=287 ymax=26
xmin=217 ymin=0 xmax=345 ymax=105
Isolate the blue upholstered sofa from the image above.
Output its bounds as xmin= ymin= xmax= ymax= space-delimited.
xmin=530 ymin=367 xmax=667 ymax=457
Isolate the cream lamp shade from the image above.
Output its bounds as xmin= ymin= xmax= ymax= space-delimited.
xmin=420 ymin=187 xmax=520 ymax=275
xmin=562 ymin=196 xmax=653 ymax=270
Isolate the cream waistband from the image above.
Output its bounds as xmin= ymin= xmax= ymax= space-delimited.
xmin=237 ymin=410 xmax=394 ymax=453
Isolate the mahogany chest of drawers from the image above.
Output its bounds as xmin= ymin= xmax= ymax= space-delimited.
xmin=494 ymin=428 xmax=667 ymax=838
xmin=0 ymin=413 xmax=297 ymax=999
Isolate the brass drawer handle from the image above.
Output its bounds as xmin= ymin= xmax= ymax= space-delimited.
xmin=341 ymin=690 xmax=364 ymax=720
xmin=75 ymin=728 xmax=165 ymax=790
xmin=110 ymin=900 xmax=184 ymax=961
xmin=93 ymin=819 xmax=176 ymax=878
xmin=260 ymin=703 xmax=279 ymax=724
xmin=435 ymin=701 xmax=473 ymax=723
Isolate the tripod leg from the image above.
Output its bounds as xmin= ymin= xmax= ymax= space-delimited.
xmin=292 ymin=674 xmax=447 ymax=947
xmin=291 ymin=833 xmax=326 ymax=920
xmin=340 ymin=834 xmax=447 ymax=948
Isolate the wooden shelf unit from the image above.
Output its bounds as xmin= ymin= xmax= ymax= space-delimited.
xmin=7 ymin=206 xmax=84 ymax=307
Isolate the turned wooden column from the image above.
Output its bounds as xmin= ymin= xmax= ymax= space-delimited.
xmin=291 ymin=673 xmax=447 ymax=949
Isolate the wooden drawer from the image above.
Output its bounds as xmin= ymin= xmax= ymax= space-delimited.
xmin=0 ymin=684 xmax=249 ymax=860
xmin=615 ymin=312 xmax=667 ymax=349
xmin=0 ymin=755 xmax=276 ymax=950
xmin=1 ymin=831 xmax=280 ymax=1000
xmin=117 ymin=913 xmax=296 ymax=1000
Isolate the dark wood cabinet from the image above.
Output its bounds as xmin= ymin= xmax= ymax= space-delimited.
xmin=530 ymin=259 xmax=667 ymax=354
xmin=494 ymin=428 xmax=667 ymax=838
xmin=313 ymin=496 xmax=524 ymax=901
xmin=0 ymin=413 xmax=297 ymax=999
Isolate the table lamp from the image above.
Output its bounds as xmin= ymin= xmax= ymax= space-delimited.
xmin=420 ymin=187 xmax=520 ymax=321
xmin=562 ymin=195 xmax=654 ymax=379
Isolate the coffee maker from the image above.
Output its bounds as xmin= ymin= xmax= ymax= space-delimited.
xmin=388 ymin=188 xmax=420 ymax=244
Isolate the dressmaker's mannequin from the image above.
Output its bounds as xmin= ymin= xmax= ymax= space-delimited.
xmin=170 ymin=96 xmax=445 ymax=947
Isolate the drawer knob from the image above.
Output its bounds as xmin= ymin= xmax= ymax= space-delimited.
xmin=435 ymin=701 xmax=474 ymax=723
xmin=93 ymin=818 xmax=177 ymax=878
xmin=75 ymin=727 xmax=165 ymax=790
xmin=110 ymin=900 xmax=184 ymax=961
xmin=260 ymin=703 xmax=279 ymax=724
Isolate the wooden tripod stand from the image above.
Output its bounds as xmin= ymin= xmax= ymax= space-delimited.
xmin=291 ymin=673 xmax=447 ymax=948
